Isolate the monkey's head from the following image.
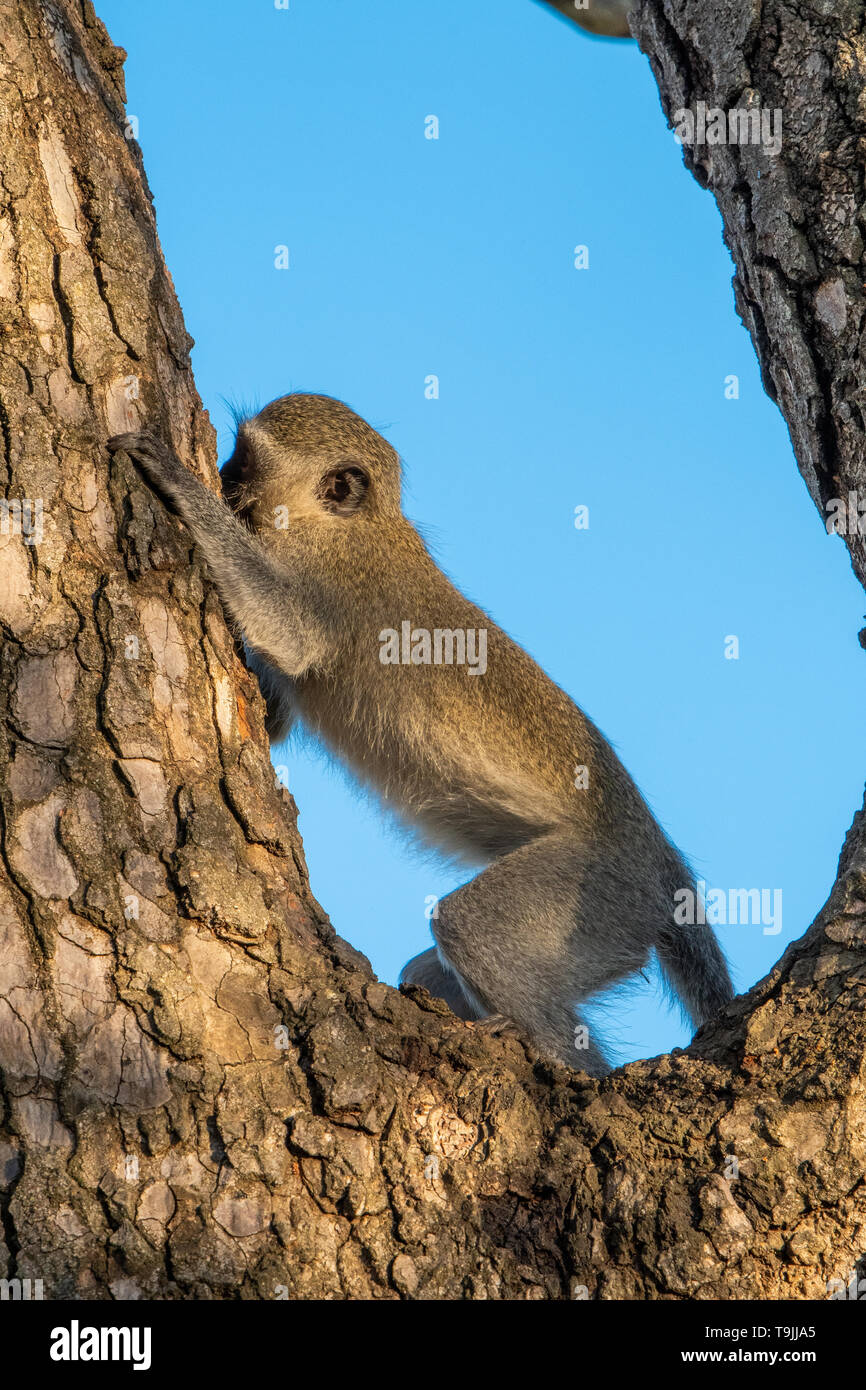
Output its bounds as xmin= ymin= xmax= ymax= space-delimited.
xmin=220 ymin=393 xmax=403 ymax=535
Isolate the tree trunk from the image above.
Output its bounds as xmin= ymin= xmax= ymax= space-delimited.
xmin=0 ymin=0 xmax=863 ymax=1301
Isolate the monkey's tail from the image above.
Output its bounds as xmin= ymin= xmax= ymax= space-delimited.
xmin=656 ymin=864 xmax=734 ymax=1029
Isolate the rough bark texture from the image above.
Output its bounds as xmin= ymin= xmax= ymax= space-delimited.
xmin=634 ymin=0 xmax=866 ymax=593
xmin=0 ymin=0 xmax=864 ymax=1301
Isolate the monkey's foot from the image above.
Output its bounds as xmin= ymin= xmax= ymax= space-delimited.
xmin=473 ymin=1014 xmax=524 ymax=1041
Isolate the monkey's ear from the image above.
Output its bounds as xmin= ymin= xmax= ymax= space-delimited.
xmin=317 ymin=465 xmax=370 ymax=516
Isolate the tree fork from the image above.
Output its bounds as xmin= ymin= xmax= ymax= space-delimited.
xmin=0 ymin=0 xmax=863 ymax=1300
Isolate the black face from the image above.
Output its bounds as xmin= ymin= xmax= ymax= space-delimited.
xmin=219 ymin=435 xmax=254 ymax=509
xmin=219 ymin=432 xmax=371 ymax=525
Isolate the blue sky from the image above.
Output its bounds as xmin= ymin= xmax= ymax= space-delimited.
xmin=99 ymin=0 xmax=866 ymax=1066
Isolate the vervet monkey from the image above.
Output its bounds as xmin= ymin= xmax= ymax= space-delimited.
xmin=108 ymin=395 xmax=733 ymax=1075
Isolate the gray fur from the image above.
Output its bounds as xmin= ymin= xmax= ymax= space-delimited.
xmin=108 ymin=395 xmax=734 ymax=1076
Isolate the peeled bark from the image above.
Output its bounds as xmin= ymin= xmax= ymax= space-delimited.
xmin=0 ymin=0 xmax=863 ymax=1301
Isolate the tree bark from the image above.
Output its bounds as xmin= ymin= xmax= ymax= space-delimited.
xmin=633 ymin=0 xmax=866 ymax=594
xmin=0 ymin=0 xmax=863 ymax=1301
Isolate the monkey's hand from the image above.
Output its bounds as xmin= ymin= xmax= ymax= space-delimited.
xmin=107 ymin=431 xmax=195 ymax=512
xmin=107 ymin=430 xmax=331 ymax=679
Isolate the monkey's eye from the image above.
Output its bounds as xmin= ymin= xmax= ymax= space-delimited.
xmin=317 ymin=465 xmax=370 ymax=516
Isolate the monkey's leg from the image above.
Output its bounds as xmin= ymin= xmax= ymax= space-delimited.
xmin=431 ymin=833 xmax=652 ymax=1076
xmin=397 ymin=951 xmax=612 ymax=1068
xmin=399 ymin=947 xmax=483 ymax=1021
xmin=474 ymin=1009 xmax=609 ymax=1074
xmin=397 ymin=948 xmax=606 ymax=1069
xmin=107 ymin=432 xmax=331 ymax=677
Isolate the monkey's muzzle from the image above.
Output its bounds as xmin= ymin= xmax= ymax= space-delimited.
xmin=219 ymin=455 xmax=253 ymax=526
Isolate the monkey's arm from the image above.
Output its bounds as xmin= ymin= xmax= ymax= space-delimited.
xmin=107 ymin=431 xmax=331 ymax=678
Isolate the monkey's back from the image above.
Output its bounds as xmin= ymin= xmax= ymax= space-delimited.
xmin=289 ymin=524 xmax=672 ymax=870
